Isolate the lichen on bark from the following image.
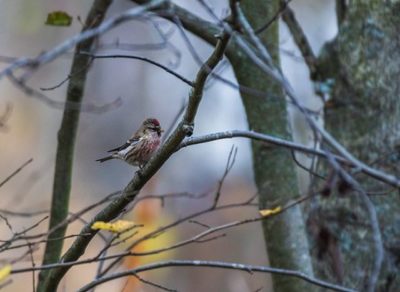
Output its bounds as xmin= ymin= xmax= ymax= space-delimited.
xmin=310 ymin=1 xmax=400 ymax=290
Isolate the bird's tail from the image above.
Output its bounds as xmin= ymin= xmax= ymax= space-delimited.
xmin=96 ymin=156 xmax=114 ymax=163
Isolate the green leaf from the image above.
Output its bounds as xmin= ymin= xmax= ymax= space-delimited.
xmin=45 ymin=11 xmax=72 ymax=26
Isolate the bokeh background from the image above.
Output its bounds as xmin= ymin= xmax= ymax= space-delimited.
xmin=0 ymin=0 xmax=336 ymax=291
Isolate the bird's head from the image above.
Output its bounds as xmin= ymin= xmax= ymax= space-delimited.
xmin=142 ymin=118 xmax=163 ymax=136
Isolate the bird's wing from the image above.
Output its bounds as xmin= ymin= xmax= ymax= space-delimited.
xmin=107 ymin=137 xmax=140 ymax=153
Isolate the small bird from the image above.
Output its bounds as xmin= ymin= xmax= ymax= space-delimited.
xmin=96 ymin=118 xmax=163 ymax=167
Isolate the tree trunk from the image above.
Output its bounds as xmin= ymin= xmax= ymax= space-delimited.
xmin=310 ymin=1 xmax=400 ymax=290
xmin=229 ymin=1 xmax=314 ymax=291
xmin=37 ymin=0 xmax=113 ymax=290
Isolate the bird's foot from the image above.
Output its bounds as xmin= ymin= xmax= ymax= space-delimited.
xmin=136 ymin=165 xmax=145 ymax=178
xmin=135 ymin=169 xmax=143 ymax=179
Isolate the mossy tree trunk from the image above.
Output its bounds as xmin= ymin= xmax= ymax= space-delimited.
xmin=37 ymin=0 xmax=113 ymax=290
xmin=309 ymin=1 xmax=400 ymax=290
xmin=229 ymin=2 xmax=314 ymax=291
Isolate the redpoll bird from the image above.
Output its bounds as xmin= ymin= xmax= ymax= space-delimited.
xmin=96 ymin=118 xmax=163 ymax=167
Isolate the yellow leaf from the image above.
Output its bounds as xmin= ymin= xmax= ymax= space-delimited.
xmin=91 ymin=220 xmax=137 ymax=233
xmin=0 ymin=264 xmax=11 ymax=282
xmin=259 ymin=206 xmax=282 ymax=217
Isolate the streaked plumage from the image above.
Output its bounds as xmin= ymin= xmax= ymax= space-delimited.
xmin=96 ymin=118 xmax=162 ymax=167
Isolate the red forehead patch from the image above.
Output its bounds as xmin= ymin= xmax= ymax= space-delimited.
xmin=145 ymin=118 xmax=160 ymax=126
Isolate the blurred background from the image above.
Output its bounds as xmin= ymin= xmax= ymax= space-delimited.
xmin=0 ymin=0 xmax=336 ymax=291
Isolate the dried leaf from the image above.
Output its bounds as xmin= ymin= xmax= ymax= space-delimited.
xmin=45 ymin=11 xmax=72 ymax=26
xmin=259 ymin=206 xmax=282 ymax=217
xmin=91 ymin=220 xmax=137 ymax=233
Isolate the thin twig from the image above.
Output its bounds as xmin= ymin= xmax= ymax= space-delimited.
xmin=255 ymin=0 xmax=293 ymax=34
xmin=162 ymin=99 xmax=187 ymax=142
xmin=25 ymin=241 xmax=36 ymax=292
xmin=132 ymin=273 xmax=177 ymax=292
xmin=0 ymin=102 xmax=12 ymax=131
xmin=0 ymin=216 xmax=48 ymax=253
xmin=290 ymin=150 xmax=325 ymax=180
xmin=0 ymin=279 xmax=12 ymax=290
xmin=0 ymin=209 xmax=49 ymax=217
xmin=0 ymin=158 xmax=33 ymax=188
xmin=39 ymin=60 xmax=93 ymax=91
xmin=280 ymin=0 xmax=318 ymax=78
xmin=213 ymin=146 xmax=237 ymax=207
xmin=0 ymin=213 xmax=14 ymax=233
xmin=78 ymin=52 xmax=194 ymax=87
xmin=7 ymin=73 xmax=122 ymax=113
xmin=1 ymin=233 xmax=93 ymax=251
xmin=188 ymin=219 xmax=211 ymax=229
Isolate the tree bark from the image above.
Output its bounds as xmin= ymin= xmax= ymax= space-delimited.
xmin=229 ymin=2 xmax=314 ymax=291
xmin=37 ymin=0 xmax=113 ymax=290
xmin=310 ymin=1 xmax=400 ymax=291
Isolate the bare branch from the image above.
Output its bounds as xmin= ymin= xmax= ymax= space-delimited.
xmin=254 ymin=0 xmax=293 ymax=34
xmin=39 ymin=60 xmax=93 ymax=91
xmin=7 ymin=72 xmax=122 ymax=113
xmin=178 ymin=130 xmax=399 ymax=188
xmin=0 ymin=158 xmax=33 ymax=189
xmin=290 ymin=150 xmax=325 ymax=180
xmin=78 ymin=52 xmax=194 ymax=87
xmin=162 ymin=99 xmax=187 ymax=142
xmin=0 ymin=279 xmax=13 ymax=290
xmin=131 ymin=273 xmax=177 ymax=292
xmin=0 ymin=102 xmax=12 ymax=131
xmin=213 ymin=145 xmax=237 ymax=207
xmin=78 ymin=260 xmax=357 ymax=292
xmin=0 ymin=216 xmax=48 ymax=253
xmin=280 ymin=0 xmax=318 ymax=78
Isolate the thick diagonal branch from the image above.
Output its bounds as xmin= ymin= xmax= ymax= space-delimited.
xmin=38 ymin=31 xmax=230 ymax=292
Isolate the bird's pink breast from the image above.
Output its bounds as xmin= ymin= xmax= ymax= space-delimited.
xmin=139 ymin=136 xmax=161 ymax=163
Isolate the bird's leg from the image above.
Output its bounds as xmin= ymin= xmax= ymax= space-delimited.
xmin=135 ymin=164 xmax=144 ymax=179
xmin=135 ymin=169 xmax=143 ymax=179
